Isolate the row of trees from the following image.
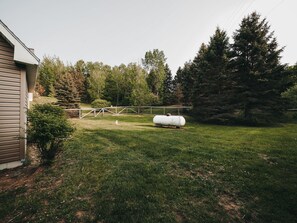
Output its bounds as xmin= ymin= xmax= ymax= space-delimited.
xmin=174 ymin=12 xmax=296 ymax=124
xmin=36 ymin=12 xmax=297 ymax=124
xmin=37 ymin=50 xmax=175 ymax=108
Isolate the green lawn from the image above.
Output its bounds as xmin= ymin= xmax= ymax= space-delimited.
xmin=31 ymin=96 xmax=57 ymax=106
xmin=1 ymin=115 xmax=297 ymax=222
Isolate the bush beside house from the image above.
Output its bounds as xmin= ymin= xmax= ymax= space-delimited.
xmin=27 ymin=104 xmax=74 ymax=164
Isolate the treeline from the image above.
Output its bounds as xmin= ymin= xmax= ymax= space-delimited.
xmin=174 ymin=12 xmax=297 ymax=125
xmin=36 ymin=12 xmax=297 ymax=125
xmin=36 ymin=49 xmax=176 ymax=108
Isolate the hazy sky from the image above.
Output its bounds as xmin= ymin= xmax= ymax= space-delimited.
xmin=0 ymin=0 xmax=296 ymax=74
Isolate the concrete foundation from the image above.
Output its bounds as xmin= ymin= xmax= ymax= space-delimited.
xmin=0 ymin=161 xmax=23 ymax=170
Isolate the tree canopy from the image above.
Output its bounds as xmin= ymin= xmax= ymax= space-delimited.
xmin=192 ymin=28 xmax=233 ymax=123
xmin=231 ymin=12 xmax=286 ymax=124
xmin=142 ymin=49 xmax=167 ymax=103
xmin=174 ymin=12 xmax=289 ymax=125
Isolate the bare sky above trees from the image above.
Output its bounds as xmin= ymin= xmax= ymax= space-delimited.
xmin=0 ymin=0 xmax=296 ymax=74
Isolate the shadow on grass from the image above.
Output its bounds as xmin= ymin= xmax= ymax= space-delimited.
xmin=77 ymin=126 xmax=297 ymax=223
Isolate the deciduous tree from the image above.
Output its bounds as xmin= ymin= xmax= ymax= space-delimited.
xmin=142 ymin=49 xmax=167 ymax=103
xmin=36 ymin=56 xmax=65 ymax=96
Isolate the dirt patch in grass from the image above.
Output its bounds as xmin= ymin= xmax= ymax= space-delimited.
xmin=258 ymin=153 xmax=277 ymax=165
xmin=0 ymin=166 xmax=43 ymax=192
xmin=75 ymin=210 xmax=86 ymax=219
xmin=0 ymin=145 xmax=42 ymax=192
xmin=175 ymin=211 xmax=186 ymax=223
xmin=75 ymin=210 xmax=95 ymax=222
xmin=218 ymin=194 xmax=243 ymax=220
xmin=27 ymin=145 xmax=41 ymax=165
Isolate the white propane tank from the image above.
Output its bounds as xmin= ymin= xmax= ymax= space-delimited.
xmin=153 ymin=115 xmax=186 ymax=127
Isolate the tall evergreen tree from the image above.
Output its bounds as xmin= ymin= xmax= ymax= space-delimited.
xmin=81 ymin=62 xmax=92 ymax=103
xmin=231 ymin=12 xmax=286 ymax=124
xmin=70 ymin=60 xmax=86 ymax=101
xmin=55 ymin=72 xmax=80 ymax=109
xmin=172 ymin=67 xmax=184 ymax=105
xmin=162 ymin=64 xmax=174 ymax=105
xmin=180 ymin=62 xmax=194 ymax=105
xmin=192 ymin=27 xmax=233 ymax=123
xmin=172 ymin=62 xmax=194 ymax=105
xmin=191 ymin=43 xmax=208 ymax=108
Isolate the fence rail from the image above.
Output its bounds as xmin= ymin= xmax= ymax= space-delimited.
xmin=65 ymin=106 xmax=192 ymax=119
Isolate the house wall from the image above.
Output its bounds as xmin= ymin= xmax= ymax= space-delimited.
xmin=0 ymin=34 xmax=26 ymax=166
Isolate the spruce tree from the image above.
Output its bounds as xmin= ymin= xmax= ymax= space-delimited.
xmin=172 ymin=62 xmax=194 ymax=105
xmin=172 ymin=67 xmax=184 ymax=105
xmin=55 ymin=72 xmax=80 ymax=109
xmin=192 ymin=28 xmax=233 ymax=123
xmin=81 ymin=63 xmax=92 ymax=103
xmin=180 ymin=62 xmax=194 ymax=105
xmin=231 ymin=12 xmax=286 ymax=124
xmin=162 ymin=64 xmax=174 ymax=105
xmin=191 ymin=43 xmax=208 ymax=114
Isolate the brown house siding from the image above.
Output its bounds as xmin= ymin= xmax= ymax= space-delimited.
xmin=0 ymin=34 xmax=24 ymax=164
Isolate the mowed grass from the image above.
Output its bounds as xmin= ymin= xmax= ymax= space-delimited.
xmin=1 ymin=115 xmax=297 ymax=222
xmin=31 ymin=96 xmax=57 ymax=106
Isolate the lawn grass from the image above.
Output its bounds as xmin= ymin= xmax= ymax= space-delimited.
xmin=31 ymin=96 xmax=92 ymax=109
xmin=31 ymin=96 xmax=57 ymax=106
xmin=1 ymin=114 xmax=297 ymax=222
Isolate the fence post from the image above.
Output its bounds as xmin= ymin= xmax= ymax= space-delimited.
xmin=163 ymin=107 xmax=165 ymax=114
xmin=79 ymin=109 xmax=82 ymax=119
xmin=178 ymin=108 xmax=180 ymax=115
xmin=150 ymin=107 xmax=152 ymax=114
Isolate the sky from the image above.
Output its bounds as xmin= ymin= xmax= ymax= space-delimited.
xmin=0 ymin=0 xmax=296 ymax=74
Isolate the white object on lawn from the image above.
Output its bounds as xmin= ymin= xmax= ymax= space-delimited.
xmin=153 ymin=115 xmax=186 ymax=127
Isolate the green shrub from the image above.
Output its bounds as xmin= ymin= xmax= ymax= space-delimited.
xmin=27 ymin=104 xmax=74 ymax=164
xmin=282 ymin=84 xmax=297 ymax=108
xmin=91 ymin=99 xmax=111 ymax=108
